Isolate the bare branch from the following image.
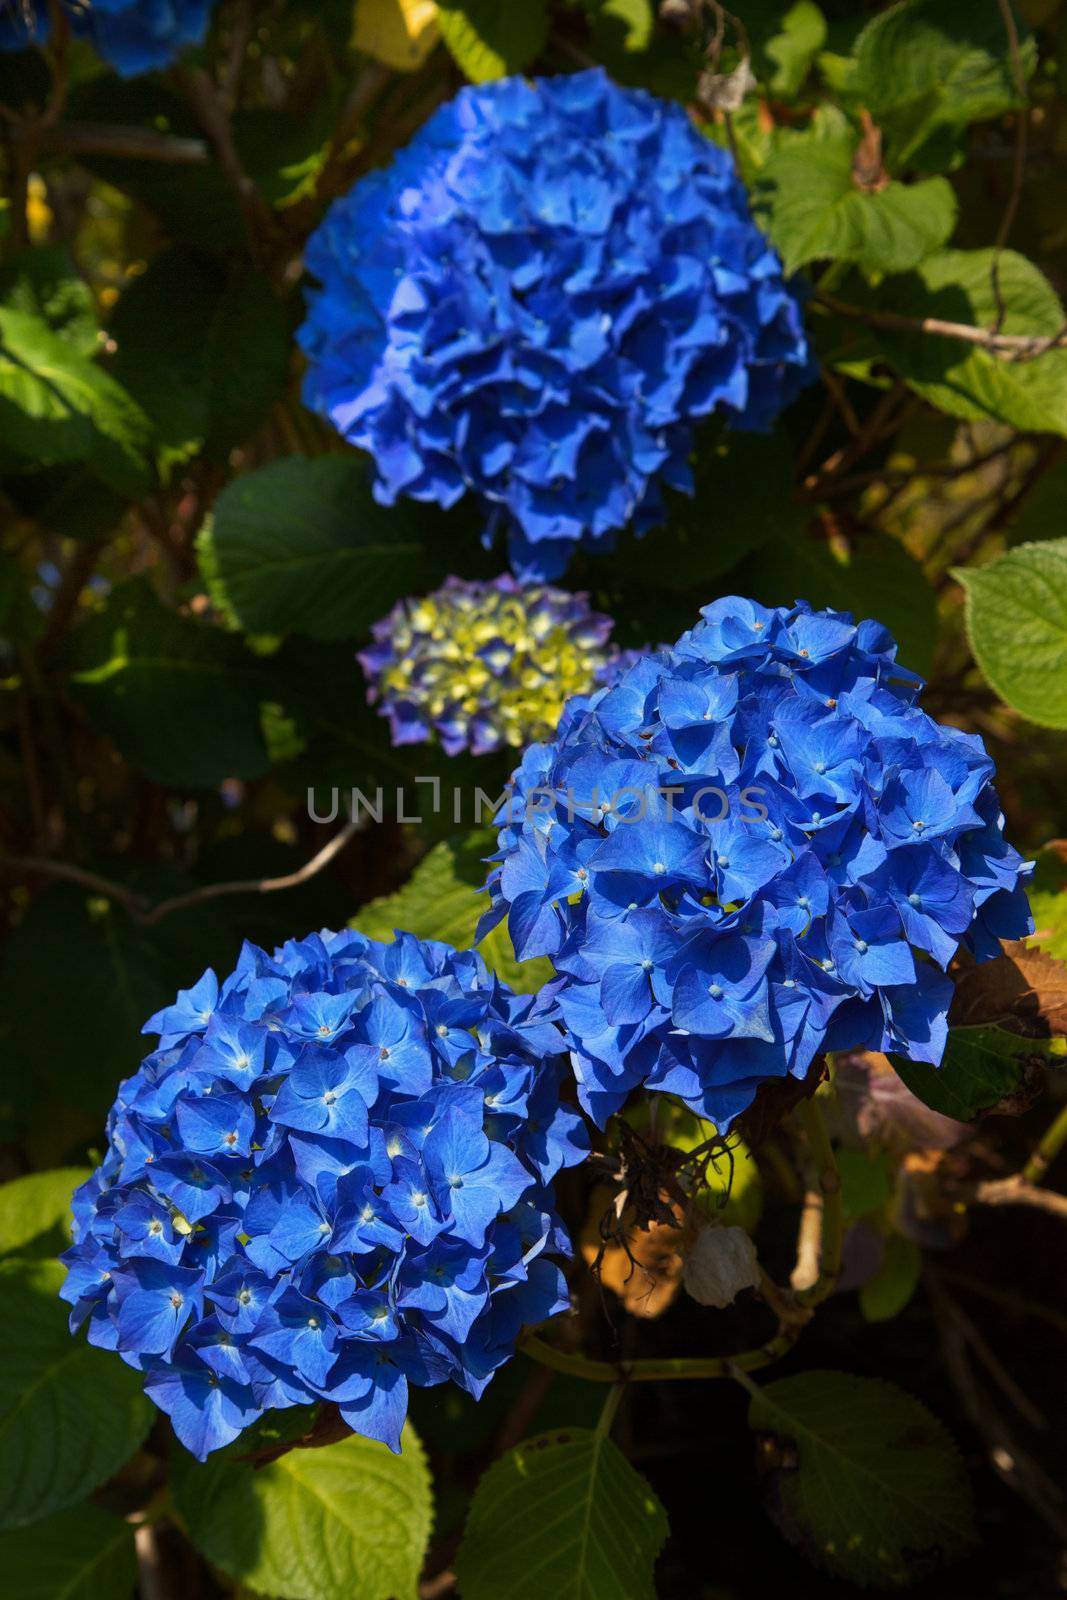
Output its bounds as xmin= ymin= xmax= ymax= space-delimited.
xmin=971 ymin=1176 xmax=1067 ymax=1222
xmin=40 ymin=122 xmax=208 ymax=163
xmin=816 ymin=292 xmax=1067 ymax=363
xmin=3 ymin=821 xmax=359 ymax=926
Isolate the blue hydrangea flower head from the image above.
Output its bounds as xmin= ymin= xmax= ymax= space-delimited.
xmin=299 ymin=69 xmax=814 ymax=580
xmin=358 ymin=574 xmax=615 ymax=756
xmin=0 ymin=1 xmax=214 ymax=76
xmin=479 ymin=597 xmax=1033 ymax=1129
xmin=60 ymin=930 xmax=585 ymax=1458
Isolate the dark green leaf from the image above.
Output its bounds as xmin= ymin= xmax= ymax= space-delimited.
xmin=200 ymin=457 xmax=443 ymax=642
xmin=455 ymin=1427 xmax=669 ymax=1600
xmin=436 ymin=0 xmax=547 ymax=81
xmin=614 ymin=429 xmax=803 ymax=592
xmin=757 ymin=110 xmax=956 ymax=276
xmin=860 ymin=1233 xmax=921 ymax=1324
xmin=0 ymin=1503 xmax=136 ymax=1599
xmin=865 ymin=250 xmax=1067 ymax=436
xmin=954 ymin=539 xmax=1067 ymax=727
xmin=0 ymin=1259 xmax=153 ymax=1530
xmin=890 ymin=1025 xmax=1049 ymax=1121
xmin=747 ymin=1370 xmax=975 ymax=1587
xmin=64 ymin=580 xmax=272 ymax=786
xmin=851 ymin=0 xmax=1034 ymax=172
xmin=110 ymin=248 xmax=289 ymax=462
xmin=0 ymin=307 xmax=152 ymax=495
xmin=176 ymin=1423 xmax=432 ymax=1600
xmin=0 ymin=872 xmax=239 ymax=1152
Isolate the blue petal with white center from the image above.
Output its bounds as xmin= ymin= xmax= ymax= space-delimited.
xmin=481 ymin=596 xmax=1033 ymax=1127
xmin=60 ymin=929 xmax=582 ymax=1458
xmin=299 ymin=69 xmax=814 ymax=579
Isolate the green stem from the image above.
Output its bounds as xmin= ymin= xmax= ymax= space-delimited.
xmin=596 ymin=1382 xmax=626 ymax=1437
xmin=794 ymin=1096 xmax=843 ymax=1309
xmin=1022 ymin=1101 xmax=1067 ymax=1186
xmin=521 ymin=1326 xmax=801 ymax=1386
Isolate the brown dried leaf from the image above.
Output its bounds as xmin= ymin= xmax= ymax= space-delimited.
xmin=950 ymin=941 xmax=1067 ymax=1038
xmin=579 ymin=1185 xmax=684 ymax=1320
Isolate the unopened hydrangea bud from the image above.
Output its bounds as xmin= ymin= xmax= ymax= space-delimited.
xmin=358 ymin=575 xmax=615 ymax=755
xmin=683 ymin=1225 xmax=760 ymax=1309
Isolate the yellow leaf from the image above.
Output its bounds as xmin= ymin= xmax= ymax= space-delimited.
xmin=354 ymin=0 xmax=439 ymax=71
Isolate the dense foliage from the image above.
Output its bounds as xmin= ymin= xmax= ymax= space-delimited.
xmin=3 ymin=2 xmax=1067 ymax=1599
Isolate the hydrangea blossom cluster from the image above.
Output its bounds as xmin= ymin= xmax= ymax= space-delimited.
xmin=60 ymin=930 xmax=585 ymax=1459
xmin=299 ymin=69 xmax=813 ymax=580
xmin=0 ymin=1 xmax=214 ymax=76
xmin=358 ymin=574 xmax=615 ymax=756
xmin=479 ymin=596 xmax=1033 ymax=1128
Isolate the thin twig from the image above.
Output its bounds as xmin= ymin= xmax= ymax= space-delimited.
xmin=970 ymin=1177 xmax=1067 ymax=1221
xmin=40 ymin=123 xmax=208 ymax=163
xmin=816 ymin=292 xmax=1067 ymax=362
xmin=3 ymin=821 xmax=359 ymax=925
xmin=172 ymin=63 xmax=279 ymax=258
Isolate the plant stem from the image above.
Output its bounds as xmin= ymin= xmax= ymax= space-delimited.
xmin=596 ymin=1382 xmax=626 ymax=1436
xmin=1021 ymin=1102 xmax=1067 ymax=1186
xmin=793 ymin=1097 xmax=842 ymax=1309
xmin=521 ymin=1326 xmax=800 ymax=1385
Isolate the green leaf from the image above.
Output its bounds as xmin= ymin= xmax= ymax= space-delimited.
xmin=866 ymin=250 xmax=1067 ymax=437
xmin=0 ymin=1259 xmax=153 ymax=1531
xmin=0 ymin=247 xmax=99 ymax=357
xmin=614 ymin=429 xmax=803 ymax=592
xmin=0 ymin=1168 xmax=90 ymax=1260
xmin=741 ymin=532 xmax=937 ymax=679
xmin=355 ymin=835 xmax=554 ymax=995
xmin=763 ymin=1 xmax=827 ymax=98
xmin=0 ymin=1503 xmax=136 ymax=1599
xmin=746 ymin=1370 xmax=975 ymax=1587
xmin=851 ymin=0 xmax=1034 ymax=171
xmin=110 ymin=248 xmax=289 ymax=464
xmin=592 ymin=0 xmax=653 ymax=55
xmin=890 ymin=1025 xmax=1048 ymax=1121
xmin=176 ymin=1423 xmax=433 ymax=1600
xmin=436 ymin=0 xmax=547 ymax=81
xmin=837 ymin=1147 xmax=893 ymax=1224
xmin=954 ymin=539 xmax=1067 ymax=728
xmin=860 ymin=1233 xmax=921 ymax=1323
xmin=64 ymin=579 xmax=271 ymax=787
xmin=0 ymin=307 xmax=152 ymax=495
xmin=757 ymin=110 xmax=956 ymax=276
xmin=0 ymin=872 xmax=241 ymax=1153
xmin=744 ymin=0 xmax=828 ymax=99
xmin=200 ymin=457 xmax=444 ymax=643
xmin=1027 ymin=843 xmax=1067 ymax=961
xmin=455 ymin=1427 xmax=669 ymax=1600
